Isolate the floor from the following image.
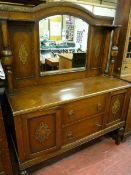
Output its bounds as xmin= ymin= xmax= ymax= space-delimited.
xmin=31 ymin=136 xmax=131 ymax=175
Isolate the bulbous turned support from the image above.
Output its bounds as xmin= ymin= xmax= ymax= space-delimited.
xmin=1 ymin=48 xmax=14 ymax=95
xmin=1 ymin=20 xmax=14 ymax=95
xmin=109 ymin=27 xmax=120 ymax=77
xmin=109 ymin=45 xmax=119 ymax=77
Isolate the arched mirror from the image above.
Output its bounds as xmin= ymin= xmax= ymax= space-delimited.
xmin=39 ymin=15 xmax=89 ymax=75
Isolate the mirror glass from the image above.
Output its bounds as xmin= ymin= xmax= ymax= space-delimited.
xmin=39 ymin=15 xmax=89 ymax=74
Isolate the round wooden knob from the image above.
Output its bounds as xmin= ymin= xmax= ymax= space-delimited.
xmin=67 ymin=131 xmax=73 ymax=138
xmin=68 ymin=110 xmax=75 ymax=119
xmin=95 ymin=123 xmax=102 ymax=130
xmin=97 ymin=103 xmax=102 ymax=112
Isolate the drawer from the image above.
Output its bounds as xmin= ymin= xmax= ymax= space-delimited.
xmin=62 ymin=114 xmax=103 ymax=145
xmin=63 ymin=94 xmax=106 ymax=125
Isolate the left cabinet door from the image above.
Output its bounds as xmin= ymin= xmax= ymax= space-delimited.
xmin=14 ymin=107 xmax=62 ymax=163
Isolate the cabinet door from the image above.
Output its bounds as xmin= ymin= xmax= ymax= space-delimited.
xmin=105 ymin=90 xmax=127 ymax=127
xmin=14 ymin=107 xmax=61 ymax=162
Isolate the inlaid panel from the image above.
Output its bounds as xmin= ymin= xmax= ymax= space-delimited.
xmin=28 ymin=114 xmax=56 ymax=154
xmin=8 ymin=22 xmax=37 ymax=80
xmin=107 ymin=92 xmax=126 ymax=125
xmin=16 ymin=108 xmax=61 ymax=160
xmin=88 ymin=26 xmax=110 ymax=71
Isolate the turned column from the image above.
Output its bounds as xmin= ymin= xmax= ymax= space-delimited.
xmin=1 ymin=20 xmax=14 ymax=95
xmin=109 ymin=27 xmax=120 ymax=77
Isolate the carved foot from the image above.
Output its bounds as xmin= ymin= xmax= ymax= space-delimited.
xmin=115 ymin=127 xmax=124 ymax=145
xmin=20 ymin=169 xmax=28 ymax=175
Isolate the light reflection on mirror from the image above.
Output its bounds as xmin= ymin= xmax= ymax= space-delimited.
xmin=39 ymin=15 xmax=89 ymax=74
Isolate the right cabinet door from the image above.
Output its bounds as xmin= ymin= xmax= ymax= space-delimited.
xmin=106 ymin=90 xmax=128 ymax=127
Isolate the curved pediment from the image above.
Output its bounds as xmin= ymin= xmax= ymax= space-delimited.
xmin=0 ymin=2 xmax=113 ymax=26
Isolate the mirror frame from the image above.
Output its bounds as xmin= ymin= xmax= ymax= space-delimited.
xmin=0 ymin=2 xmax=114 ymax=91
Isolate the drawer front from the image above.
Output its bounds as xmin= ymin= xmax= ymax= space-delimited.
xmin=62 ymin=115 xmax=103 ymax=145
xmin=63 ymin=94 xmax=106 ymax=125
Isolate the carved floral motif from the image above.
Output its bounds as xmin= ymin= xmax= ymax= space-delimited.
xmin=19 ymin=43 xmax=28 ymax=64
xmin=112 ymin=98 xmax=121 ymax=115
xmin=35 ymin=122 xmax=51 ymax=144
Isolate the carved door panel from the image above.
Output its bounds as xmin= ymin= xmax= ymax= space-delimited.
xmin=106 ymin=90 xmax=127 ymax=127
xmin=14 ymin=107 xmax=61 ymax=162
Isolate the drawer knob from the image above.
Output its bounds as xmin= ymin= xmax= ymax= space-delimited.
xmin=68 ymin=110 xmax=75 ymax=119
xmin=97 ymin=103 xmax=102 ymax=112
xmin=96 ymin=123 xmax=102 ymax=130
xmin=67 ymin=131 xmax=73 ymax=138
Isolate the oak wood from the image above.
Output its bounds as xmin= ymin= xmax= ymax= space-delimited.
xmin=62 ymin=114 xmax=103 ymax=145
xmin=62 ymin=94 xmax=106 ymax=125
xmin=59 ymin=53 xmax=73 ymax=70
xmin=0 ymin=2 xmax=115 ymax=90
xmin=1 ymin=2 xmax=131 ymax=173
xmin=0 ymin=108 xmax=13 ymax=175
xmin=7 ymin=76 xmax=131 ymax=116
xmin=113 ymin=0 xmax=131 ymax=75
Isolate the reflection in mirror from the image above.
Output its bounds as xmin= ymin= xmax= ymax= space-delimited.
xmin=39 ymin=15 xmax=89 ymax=74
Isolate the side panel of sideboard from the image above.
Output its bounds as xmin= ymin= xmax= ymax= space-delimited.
xmin=0 ymin=107 xmax=13 ymax=175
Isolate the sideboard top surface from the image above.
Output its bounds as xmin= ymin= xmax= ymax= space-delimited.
xmin=8 ymin=75 xmax=131 ymax=116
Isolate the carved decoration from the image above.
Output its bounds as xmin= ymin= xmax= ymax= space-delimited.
xmin=19 ymin=43 xmax=28 ymax=64
xmin=35 ymin=122 xmax=51 ymax=144
xmin=112 ymin=98 xmax=121 ymax=115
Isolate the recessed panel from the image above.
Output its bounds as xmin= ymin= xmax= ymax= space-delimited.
xmin=28 ymin=114 xmax=56 ymax=154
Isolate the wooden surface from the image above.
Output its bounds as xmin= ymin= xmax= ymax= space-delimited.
xmin=0 ymin=0 xmax=44 ymax=6
xmin=0 ymin=2 xmax=114 ymax=91
xmin=113 ymin=0 xmax=131 ymax=75
xmin=59 ymin=53 xmax=73 ymax=70
xmin=1 ymin=2 xmax=130 ymax=174
xmin=8 ymin=77 xmax=130 ymax=171
xmin=0 ymin=108 xmax=13 ymax=175
xmin=121 ymin=75 xmax=131 ymax=82
xmin=45 ymin=57 xmax=59 ymax=71
xmin=8 ymin=75 xmax=131 ymax=116
xmin=59 ymin=53 xmax=73 ymax=61
xmin=121 ymin=10 xmax=131 ymax=77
